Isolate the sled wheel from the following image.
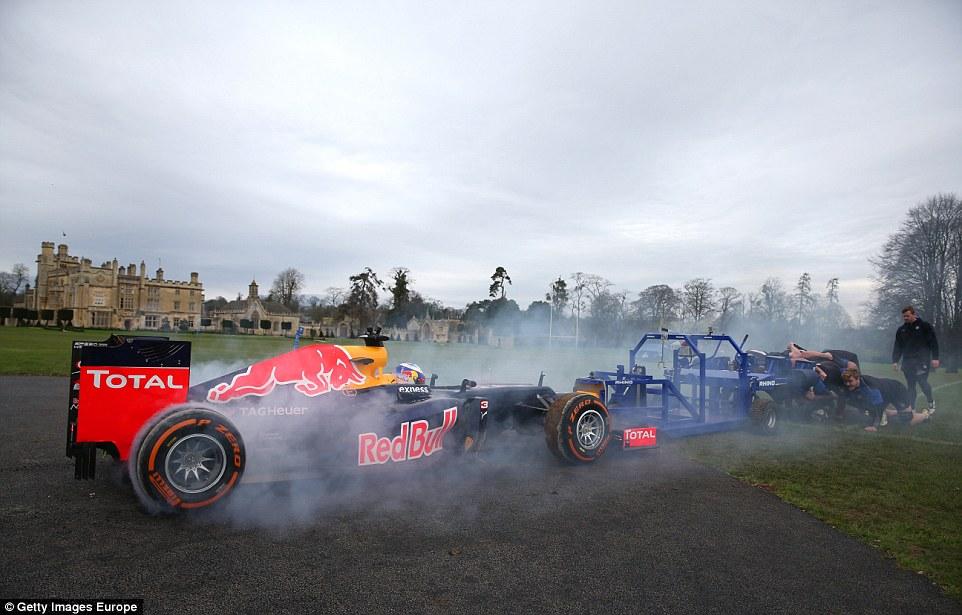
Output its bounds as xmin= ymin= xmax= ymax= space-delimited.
xmin=130 ymin=407 xmax=245 ymax=513
xmin=544 ymin=393 xmax=612 ymax=464
xmin=750 ymin=395 xmax=778 ymax=435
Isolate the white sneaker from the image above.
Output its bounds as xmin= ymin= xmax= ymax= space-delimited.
xmin=880 ymin=412 xmax=888 ymax=427
xmin=928 ymin=401 xmax=935 ymax=416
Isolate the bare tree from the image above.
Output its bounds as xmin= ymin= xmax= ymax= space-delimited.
xmin=581 ymin=274 xmax=612 ymax=303
xmin=682 ymin=278 xmax=716 ymax=322
xmin=872 ymin=193 xmax=962 ymax=331
xmin=324 ymin=286 xmax=346 ymax=307
xmin=270 ymin=267 xmax=305 ymax=310
xmin=715 ymin=286 xmax=742 ymax=329
xmin=587 ymin=289 xmax=626 ymax=345
xmin=632 ymin=284 xmax=681 ymax=329
xmin=569 ymin=272 xmax=589 ymax=346
xmin=757 ymin=278 xmax=788 ymax=321
xmin=0 ymin=263 xmax=29 ymax=305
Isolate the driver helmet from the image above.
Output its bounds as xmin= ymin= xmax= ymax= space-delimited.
xmin=395 ymin=362 xmax=426 ymax=385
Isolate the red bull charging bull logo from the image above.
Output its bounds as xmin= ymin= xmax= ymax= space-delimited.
xmin=207 ymin=345 xmax=366 ymax=403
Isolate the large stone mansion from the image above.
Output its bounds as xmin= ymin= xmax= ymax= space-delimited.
xmin=24 ymin=241 xmax=203 ymax=330
xmin=13 ymin=241 xmax=511 ymax=343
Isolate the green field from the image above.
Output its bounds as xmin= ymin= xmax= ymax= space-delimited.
xmin=1 ymin=326 xmax=960 ymax=600
xmin=0 ymin=326 xmax=628 ymax=389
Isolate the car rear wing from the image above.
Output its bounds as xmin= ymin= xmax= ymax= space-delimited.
xmin=67 ymin=335 xmax=192 ymax=479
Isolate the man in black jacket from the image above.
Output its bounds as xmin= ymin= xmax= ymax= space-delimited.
xmin=892 ymin=305 xmax=940 ymax=413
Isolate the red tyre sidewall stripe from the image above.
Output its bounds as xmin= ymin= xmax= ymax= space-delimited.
xmin=566 ymin=401 xmax=604 ymax=462
xmin=147 ymin=419 xmax=197 ymax=471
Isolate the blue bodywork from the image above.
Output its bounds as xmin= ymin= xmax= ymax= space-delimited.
xmin=575 ymin=333 xmax=814 ymax=437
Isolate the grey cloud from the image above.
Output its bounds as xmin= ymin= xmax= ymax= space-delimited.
xmin=1 ymin=1 xmax=960 ymax=317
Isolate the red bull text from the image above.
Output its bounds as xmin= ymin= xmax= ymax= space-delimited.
xmin=357 ymin=407 xmax=458 ymax=466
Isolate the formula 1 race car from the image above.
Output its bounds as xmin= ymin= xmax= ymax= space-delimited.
xmin=66 ymin=330 xmax=780 ymax=513
xmin=67 ymin=330 xmax=625 ymax=512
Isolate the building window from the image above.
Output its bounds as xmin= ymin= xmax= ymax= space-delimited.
xmin=189 ymin=302 xmax=195 ymax=312
xmin=120 ymin=285 xmax=135 ymax=310
xmin=147 ymin=287 xmax=160 ymax=311
xmin=92 ymin=311 xmax=110 ymax=327
xmin=92 ymin=294 xmax=106 ymax=306
xmin=145 ymin=315 xmax=158 ymax=328
xmin=186 ymin=319 xmax=193 ymax=328
xmin=173 ymin=318 xmax=181 ymax=327
xmin=174 ymin=301 xmax=181 ymax=311
xmin=175 ymin=289 xmax=181 ymax=295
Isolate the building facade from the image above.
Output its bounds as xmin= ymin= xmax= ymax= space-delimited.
xmin=384 ymin=316 xmax=482 ymax=344
xmin=297 ymin=317 xmax=360 ymax=339
xmin=207 ymin=280 xmax=300 ymax=335
xmin=24 ymin=241 xmax=204 ymax=330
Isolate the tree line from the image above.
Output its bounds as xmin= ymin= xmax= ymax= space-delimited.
xmin=228 ymin=192 xmax=960 ymax=358
xmin=5 ymin=193 xmax=956 ymax=362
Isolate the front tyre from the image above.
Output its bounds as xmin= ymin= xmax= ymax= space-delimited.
xmin=544 ymin=393 xmax=612 ymax=464
xmin=130 ymin=407 xmax=245 ymax=513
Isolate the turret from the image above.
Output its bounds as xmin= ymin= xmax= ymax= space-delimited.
xmin=41 ymin=242 xmax=55 ymax=264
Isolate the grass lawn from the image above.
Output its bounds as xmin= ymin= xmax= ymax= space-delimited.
xmin=0 ymin=326 xmax=629 ymax=389
xmin=0 ymin=327 xmax=355 ymax=376
xmin=1 ymin=326 xmax=960 ymax=600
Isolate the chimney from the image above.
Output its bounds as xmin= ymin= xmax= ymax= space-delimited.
xmin=57 ymin=244 xmax=68 ymax=258
xmin=156 ymin=268 xmax=164 ymax=281
xmin=190 ymin=272 xmax=199 ymax=285
xmin=140 ymin=261 xmax=146 ymax=278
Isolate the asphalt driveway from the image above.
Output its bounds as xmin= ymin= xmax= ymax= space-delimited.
xmin=0 ymin=376 xmax=957 ymax=614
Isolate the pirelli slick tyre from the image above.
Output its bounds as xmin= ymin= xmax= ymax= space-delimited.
xmin=129 ymin=407 xmax=245 ymax=514
xmin=750 ymin=395 xmax=779 ymax=435
xmin=544 ymin=393 xmax=612 ymax=464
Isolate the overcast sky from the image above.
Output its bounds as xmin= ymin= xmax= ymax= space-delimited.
xmin=2 ymin=1 xmax=960 ymax=319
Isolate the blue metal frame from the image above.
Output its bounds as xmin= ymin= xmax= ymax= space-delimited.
xmin=576 ymin=333 xmax=759 ymax=437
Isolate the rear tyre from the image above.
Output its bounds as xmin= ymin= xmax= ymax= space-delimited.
xmin=544 ymin=393 xmax=612 ymax=464
xmin=750 ymin=395 xmax=779 ymax=435
xmin=129 ymin=407 xmax=245 ymax=514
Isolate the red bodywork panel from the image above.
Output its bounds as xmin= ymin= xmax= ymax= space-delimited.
xmin=623 ymin=426 xmax=658 ymax=449
xmin=77 ymin=366 xmax=190 ymax=460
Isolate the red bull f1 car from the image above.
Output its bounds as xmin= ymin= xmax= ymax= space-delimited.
xmin=66 ymin=330 xmax=774 ymax=513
